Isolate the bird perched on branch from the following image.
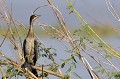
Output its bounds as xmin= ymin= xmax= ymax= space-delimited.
xmin=21 ymin=14 xmax=40 ymax=77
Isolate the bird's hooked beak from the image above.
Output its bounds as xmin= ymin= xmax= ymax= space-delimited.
xmin=34 ymin=14 xmax=41 ymax=21
xmin=30 ymin=14 xmax=41 ymax=24
xmin=36 ymin=15 xmax=41 ymax=19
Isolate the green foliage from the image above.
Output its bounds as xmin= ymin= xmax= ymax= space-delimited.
xmin=38 ymin=42 xmax=57 ymax=60
xmin=66 ymin=1 xmax=75 ymax=14
xmin=71 ymin=55 xmax=77 ymax=63
xmin=98 ymin=42 xmax=104 ymax=48
xmin=94 ymin=66 xmax=105 ymax=74
xmin=5 ymin=65 xmax=22 ymax=79
xmin=60 ymin=52 xmax=79 ymax=79
xmin=66 ymin=0 xmax=120 ymax=59
xmin=104 ymin=54 xmax=112 ymax=59
xmin=64 ymin=74 xmax=70 ymax=79
xmin=114 ymin=72 xmax=120 ymax=79
xmin=61 ymin=54 xmax=77 ymax=68
xmin=61 ymin=62 xmax=65 ymax=68
xmin=80 ymin=37 xmax=86 ymax=49
xmin=40 ymin=72 xmax=49 ymax=77
xmin=48 ymin=64 xmax=58 ymax=72
xmin=72 ymin=72 xmax=82 ymax=79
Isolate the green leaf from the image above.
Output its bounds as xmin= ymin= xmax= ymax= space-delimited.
xmin=66 ymin=4 xmax=72 ymax=10
xmin=80 ymin=37 xmax=83 ymax=43
xmin=80 ymin=37 xmax=86 ymax=49
xmin=64 ymin=74 xmax=70 ymax=79
xmin=66 ymin=66 xmax=72 ymax=73
xmin=61 ymin=62 xmax=65 ymax=68
xmin=101 ymin=68 xmax=105 ymax=74
xmin=72 ymin=62 xmax=76 ymax=68
xmin=43 ymin=72 xmax=48 ymax=77
xmin=71 ymin=55 xmax=77 ymax=63
xmin=81 ymin=42 xmax=86 ymax=49
xmin=72 ymin=72 xmax=82 ymax=79
xmin=98 ymin=43 xmax=104 ymax=47
xmin=90 ymin=41 xmax=93 ymax=44
xmin=114 ymin=72 xmax=120 ymax=79
xmin=65 ymin=49 xmax=72 ymax=53
xmin=42 ymin=54 xmax=47 ymax=57
xmin=6 ymin=65 xmax=22 ymax=79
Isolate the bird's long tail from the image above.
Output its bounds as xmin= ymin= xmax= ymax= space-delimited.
xmin=21 ymin=62 xmax=38 ymax=77
xmin=32 ymin=68 xmax=38 ymax=77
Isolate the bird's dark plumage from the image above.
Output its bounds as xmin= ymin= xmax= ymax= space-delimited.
xmin=21 ymin=14 xmax=40 ymax=77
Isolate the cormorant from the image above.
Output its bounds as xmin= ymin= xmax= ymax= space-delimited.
xmin=21 ymin=14 xmax=40 ymax=77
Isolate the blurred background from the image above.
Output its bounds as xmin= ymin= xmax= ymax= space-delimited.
xmin=2 ymin=0 xmax=120 ymax=55
xmin=3 ymin=0 xmax=120 ymax=27
xmin=1 ymin=0 xmax=120 ymax=79
xmin=2 ymin=0 xmax=120 ymax=38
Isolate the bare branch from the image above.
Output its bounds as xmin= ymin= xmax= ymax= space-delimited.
xmin=104 ymin=0 xmax=120 ymax=21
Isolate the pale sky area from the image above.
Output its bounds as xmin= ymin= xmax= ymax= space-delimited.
xmin=4 ymin=0 xmax=120 ymax=27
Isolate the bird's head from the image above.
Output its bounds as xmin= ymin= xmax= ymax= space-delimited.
xmin=30 ymin=14 xmax=41 ymax=24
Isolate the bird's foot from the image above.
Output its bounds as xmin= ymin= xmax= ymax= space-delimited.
xmin=21 ymin=62 xmax=28 ymax=68
xmin=28 ymin=63 xmax=34 ymax=71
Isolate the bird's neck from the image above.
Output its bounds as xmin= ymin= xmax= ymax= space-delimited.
xmin=27 ymin=23 xmax=34 ymax=38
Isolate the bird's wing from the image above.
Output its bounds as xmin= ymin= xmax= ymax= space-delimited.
xmin=34 ymin=38 xmax=39 ymax=65
xmin=23 ymin=39 xmax=27 ymax=58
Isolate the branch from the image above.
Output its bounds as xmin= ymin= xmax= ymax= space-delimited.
xmin=33 ymin=66 xmax=64 ymax=79
xmin=104 ymin=0 xmax=120 ymax=21
xmin=0 ymin=52 xmax=38 ymax=79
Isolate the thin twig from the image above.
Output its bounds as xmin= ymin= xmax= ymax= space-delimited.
xmin=104 ymin=0 xmax=120 ymax=21
xmin=0 ymin=25 xmax=9 ymax=47
xmin=33 ymin=66 xmax=64 ymax=79
xmin=0 ymin=66 xmax=6 ymax=79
